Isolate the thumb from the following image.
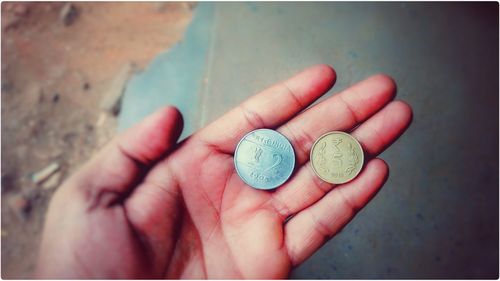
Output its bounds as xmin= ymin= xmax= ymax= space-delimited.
xmin=66 ymin=106 xmax=183 ymax=205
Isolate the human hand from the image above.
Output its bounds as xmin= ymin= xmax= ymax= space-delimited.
xmin=35 ymin=65 xmax=412 ymax=279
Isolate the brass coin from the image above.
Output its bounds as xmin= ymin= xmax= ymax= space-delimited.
xmin=310 ymin=131 xmax=364 ymax=184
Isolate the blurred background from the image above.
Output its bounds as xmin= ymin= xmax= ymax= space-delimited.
xmin=1 ymin=2 xmax=498 ymax=279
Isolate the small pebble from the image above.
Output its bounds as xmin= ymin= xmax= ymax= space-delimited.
xmin=32 ymin=162 xmax=60 ymax=184
xmin=60 ymin=3 xmax=78 ymax=26
xmin=52 ymin=93 xmax=60 ymax=103
xmin=8 ymin=195 xmax=31 ymax=220
xmin=96 ymin=113 xmax=107 ymax=127
xmin=41 ymin=171 xmax=62 ymax=190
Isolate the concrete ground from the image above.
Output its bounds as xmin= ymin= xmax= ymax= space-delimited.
xmin=120 ymin=2 xmax=498 ymax=278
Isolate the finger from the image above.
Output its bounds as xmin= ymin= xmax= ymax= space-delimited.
xmin=197 ymin=64 xmax=336 ymax=153
xmin=67 ymin=106 xmax=183 ymax=203
xmin=351 ymin=101 xmax=413 ymax=156
xmin=271 ymin=100 xmax=412 ymax=219
xmin=284 ymin=158 xmax=389 ymax=266
xmin=277 ymin=74 xmax=397 ymax=165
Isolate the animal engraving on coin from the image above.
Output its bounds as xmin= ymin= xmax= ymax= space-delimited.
xmin=234 ymin=129 xmax=295 ymax=190
xmin=310 ymin=131 xmax=364 ymax=184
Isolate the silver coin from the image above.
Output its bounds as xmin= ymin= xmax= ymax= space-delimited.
xmin=234 ymin=129 xmax=295 ymax=190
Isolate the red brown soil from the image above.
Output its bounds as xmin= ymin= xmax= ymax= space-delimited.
xmin=1 ymin=2 xmax=192 ymax=278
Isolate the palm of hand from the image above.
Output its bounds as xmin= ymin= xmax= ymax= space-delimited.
xmin=36 ymin=65 xmax=412 ymax=279
xmin=157 ymin=140 xmax=291 ymax=278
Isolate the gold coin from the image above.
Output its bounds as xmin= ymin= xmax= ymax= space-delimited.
xmin=310 ymin=131 xmax=364 ymax=184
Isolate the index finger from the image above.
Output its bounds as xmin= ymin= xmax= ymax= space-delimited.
xmin=196 ymin=64 xmax=336 ymax=153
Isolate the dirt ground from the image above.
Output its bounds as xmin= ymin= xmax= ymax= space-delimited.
xmin=1 ymin=2 xmax=192 ymax=278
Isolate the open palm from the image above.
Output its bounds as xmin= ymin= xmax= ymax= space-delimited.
xmin=36 ymin=65 xmax=412 ymax=278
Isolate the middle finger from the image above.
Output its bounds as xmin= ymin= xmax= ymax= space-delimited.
xmin=277 ymin=74 xmax=396 ymax=165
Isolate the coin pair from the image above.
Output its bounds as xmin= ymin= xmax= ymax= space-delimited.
xmin=234 ymin=129 xmax=364 ymax=190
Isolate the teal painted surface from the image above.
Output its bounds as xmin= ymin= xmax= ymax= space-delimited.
xmin=119 ymin=2 xmax=498 ymax=278
xmin=118 ymin=3 xmax=215 ymax=139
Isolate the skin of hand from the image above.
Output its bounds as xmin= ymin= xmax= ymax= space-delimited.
xmin=35 ymin=65 xmax=412 ymax=279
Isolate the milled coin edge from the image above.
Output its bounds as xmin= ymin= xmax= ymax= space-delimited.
xmin=309 ymin=131 xmax=365 ymax=185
